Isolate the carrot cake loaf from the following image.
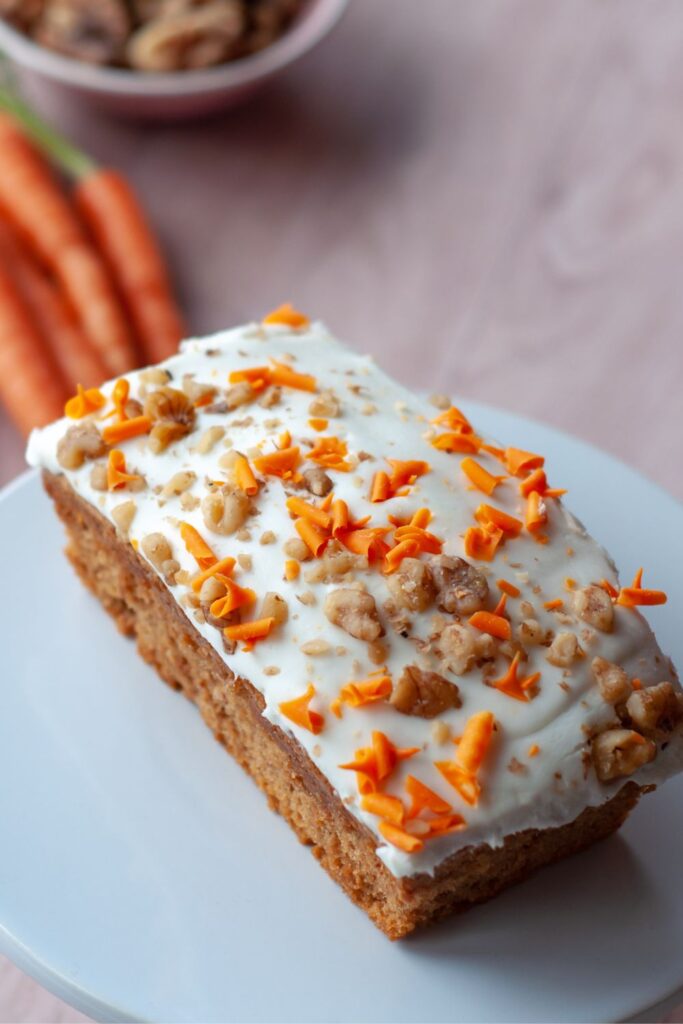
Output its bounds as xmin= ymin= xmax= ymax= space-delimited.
xmin=26 ymin=305 xmax=683 ymax=938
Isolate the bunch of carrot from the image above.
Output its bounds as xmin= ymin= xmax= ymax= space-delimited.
xmin=0 ymin=94 xmax=186 ymax=436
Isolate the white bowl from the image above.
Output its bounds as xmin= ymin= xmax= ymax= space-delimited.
xmin=0 ymin=0 xmax=348 ymax=120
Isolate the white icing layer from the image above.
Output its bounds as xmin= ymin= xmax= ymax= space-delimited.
xmin=26 ymin=321 xmax=683 ymax=877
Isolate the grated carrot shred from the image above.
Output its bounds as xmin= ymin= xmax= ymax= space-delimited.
xmin=598 ymin=578 xmax=619 ymax=599
xmin=64 ymin=384 xmax=106 ymax=419
xmin=378 ymin=820 xmax=424 ymax=853
xmin=279 ymin=683 xmax=324 ymax=734
xmin=106 ymin=449 xmax=141 ymax=491
xmin=425 ymin=813 xmax=467 ymax=837
xmin=544 ymin=598 xmax=564 ymax=611
xmin=387 ymin=459 xmax=430 ymax=491
xmin=307 ymin=435 xmax=351 ymax=472
xmin=262 ymin=302 xmax=310 ymax=328
xmin=370 ymin=470 xmax=392 ymax=503
xmin=331 ymin=499 xmax=349 ymax=537
xmin=253 ymin=445 xmax=301 ymax=479
xmin=468 ymin=610 xmax=511 ymax=640
xmin=405 ymin=775 xmax=452 ymax=818
xmin=491 ymin=652 xmax=540 ymax=702
xmin=102 ymin=415 xmax=152 ymax=445
xmin=308 ymin=418 xmax=328 ymax=432
xmin=463 ymin=524 xmax=504 ymax=562
xmin=475 ymin=503 xmax=523 ymax=536
xmin=383 ymin=538 xmax=421 ymax=574
xmin=179 ymin=521 xmax=217 ymax=569
xmin=393 ymin=524 xmax=443 ymax=554
xmin=617 ymin=568 xmax=667 ymax=607
xmin=360 ymin=792 xmax=405 ymax=826
xmin=270 ymin=361 xmax=317 ymax=393
xmin=224 ymin=617 xmax=275 ymax=650
xmin=461 ymin=457 xmax=505 ymax=496
xmin=337 ymin=526 xmax=391 ymax=561
xmin=190 ymin=557 xmax=236 ymax=592
xmin=337 ymin=673 xmax=392 ymax=708
xmin=233 ymin=454 xmax=259 ymax=495
xmin=525 ymin=491 xmax=547 ymax=533
xmin=431 ymin=432 xmax=481 ymax=454
xmin=286 ymin=495 xmax=332 ymax=530
xmin=431 ymin=406 xmax=473 ymax=431
xmin=294 ymin=516 xmax=329 ymax=557
xmin=210 ymin=578 xmax=256 ymax=618
xmin=505 ymin=447 xmax=545 ymax=477
xmin=229 ymin=365 xmax=270 ymax=392
xmin=528 ymin=744 xmax=540 ymax=757
xmin=284 ymin=559 xmax=300 ymax=581
xmin=497 ymin=578 xmax=521 ymax=598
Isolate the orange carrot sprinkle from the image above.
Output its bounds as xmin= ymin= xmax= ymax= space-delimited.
xmin=387 ymin=458 xmax=430 ymax=491
xmin=331 ymin=499 xmax=349 ymax=537
xmin=632 ymin=678 xmax=643 ymax=691
xmin=431 ymin=431 xmax=482 ymax=454
xmin=497 ymin=578 xmax=521 ymax=598
xmin=384 ymin=538 xmax=421 ymax=574
xmin=461 ymin=457 xmax=505 ymax=496
xmin=233 ymin=454 xmax=259 ymax=495
xmin=279 ymin=683 xmax=324 ymax=734
xmin=102 ymin=414 xmax=152 ymax=445
xmin=405 ymin=775 xmax=452 ymax=818
xmin=525 ymin=491 xmax=547 ymax=534
xmin=210 ymin=578 xmax=256 ymax=619
xmin=360 ymin=792 xmax=405 ymax=826
xmin=179 ymin=521 xmax=217 ymax=570
xmin=269 ymin=360 xmax=317 ymax=393
xmin=378 ymin=820 xmax=424 ymax=853
xmin=598 ymin=578 xmax=619 ymax=599
xmin=475 ymin=503 xmax=523 ymax=536
xmin=373 ymin=730 xmax=419 ymax=781
xmin=224 ymin=617 xmax=275 ymax=650
xmin=370 ymin=470 xmax=392 ymax=503
xmin=106 ymin=449 xmax=141 ymax=491
xmin=337 ymin=526 xmax=391 ymax=561
xmin=229 ymin=365 xmax=270 ymax=392
xmin=468 ymin=610 xmax=511 ymax=640
xmin=284 ymin=559 xmax=300 ymax=581
xmin=190 ymin=556 xmax=236 ymax=592
xmin=110 ymin=378 xmax=130 ymax=421
xmin=544 ymin=598 xmax=564 ymax=611
xmin=425 ymin=813 xmax=467 ymax=838
xmin=617 ymin=568 xmax=667 ymax=607
xmin=338 ymin=674 xmax=392 ymax=709
xmin=307 ymin=435 xmax=351 ymax=472
xmin=294 ymin=516 xmax=330 ymax=558
xmin=286 ymin=495 xmax=332 ymax=530
xmin=431 ymin=406 xmax=473 ymax=431
xmin=456 ymin=711 xmax=494 ymax=776
xmin=253 ymin=445 xmax=301 ymax=479
xmin=308 ymin=417 xmax=328 ymax=432
xmin=493 ymin=592 xmax=507 ymax=617
xmin=505 ymin=447 xmax=545 ymax=477
xmin=491 ymin=652 xmax=539 ymax=702
xmin=64 ymin=384 xmax=105 ymax=419
xmin=262 ymin=302 xmax=310 ymax=328
xmin=393 ymin=524 xmax=443 ymax=554
xmin=464 ymin=524 xmax=504 ymax=562
xmin=528 ymin=744 xmax=540 ymax=758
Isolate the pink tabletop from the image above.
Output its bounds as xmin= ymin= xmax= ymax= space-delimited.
xmin=2 ymin=1 xmax=683 ymax=1020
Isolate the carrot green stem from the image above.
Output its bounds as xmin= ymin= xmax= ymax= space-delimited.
xmin=0 ymin=83 xmax=96 ymax=179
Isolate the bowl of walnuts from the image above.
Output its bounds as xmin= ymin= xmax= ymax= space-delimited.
xmin=0 ymin=0 xmax=348 ymax=118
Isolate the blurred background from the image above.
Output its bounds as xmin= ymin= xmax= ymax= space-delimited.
xmin=1 ymin=0 xmax=683 ymax=1019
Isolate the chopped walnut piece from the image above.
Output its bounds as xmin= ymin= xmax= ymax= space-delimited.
xmin=179 ymin=492 xmax=200 ymax=511
xmin=592 ymin=728 xmax=656 ymax=781
xmin=309 ymin=390 xmax=340 ymax=418
xmin=546 ymin=632 xmax=582 ymax=667
xmin=260 ymin=531 xmax=276 ymax=545
xmin=304 ymin=541 xmax=360 ymax=583
xmin=301 ymin=465 xmax=333 ymax=497
xmin=383 ymin=599 xmax=411 ymax=636
xmin=225 ymin=380 xmax=255 ymax=409
xmin=144 ymin=386 xmax=196 ymax=453
xmin=260 ymin=591 xmax=288 ymax=626
xmin=324 ymin=588 xmax=383 ymax=641
xmin=574 ymin=585 xmax=614 ymax=632
xmin=195 ymin=425 xmax=225 ymax=454
xmin=386 ymin=557 xmax=435 ymax=612
xmin=429 ymin=393 xmax=451 ymax=410
xmin=434 ymin=622 xmax=477 ymax=676
xmin=431 ymin=720 xmax=451 ymax=744
xmin=626 ymin=682 xmax=682 ymax=737
xmin=182 ymin=374 xmax=215 ymax=406
xmin=300 ymin=639 xmax=331 ymax=656
xmin=111 ymin=500 xmax=136 ymax=537
xmin=432 ymin=555 xmax=489 ymax=615
xmin=198 ymin=575 xmax=226 ymax=606
xmin=90 ymin=463 xmax=108 ymax=491
xmin=368 ymin=639 xmax=388 ymax=665
xmin=591 ymin=656 xmax=632 ymax=704
xmin=391 ymin=665 xmax=461 ymax=718
xmin=518 ymin=619 xmax=545 ymax=646
xmin=201 ymin=485 xmax=250 ymax=535
xmin=258 ymin=386 xmax=281 ymax=409
xmin=161 ymin=470 xmax=196 ymax=498
xmin=139 ymin=367 xmax=171 ymax=388
xmin=283 ymin=537 xmax=311 ymax=562
xmin=141 ymin=532 xmax=173 ymax=572
xmin=57 ymin=422 xmax=106 ymax=470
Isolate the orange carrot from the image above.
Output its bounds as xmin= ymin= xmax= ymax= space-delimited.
xmin=75 ymin=170 xmax=185 ymax=364
xmin=0 ymin=213 xmax=107 ymax=389
xmin=0 ymin=115 xmax=137 ymax=377
xmin=0 ymin=261 xmax=67 ymax=434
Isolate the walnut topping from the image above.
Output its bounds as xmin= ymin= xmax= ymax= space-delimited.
xmin=308 ymin=390 xmax=340 ymax=418
xmin=111 ymin=500 xmax=136 ymax=537
xmin=194 ymin=425 xmax=225 ymax=454
xmin=429 ymin=393 xmax=451 ymax=410
xmin=432 ymin=555 xmax=489 ymax=615
xmin=574 ymin=585 xmax=614 ymax=632
xmin=258 ymin=386 xmax=281 ymax=409
xmin=626 ymin=682 xmax=682 ymax=737
xmin=161 ymin=470 xmax=196 ymax=498
xmin=89 ymin=463 xmax=108 ymax=491
xmin=546 ymin=632 xmax=582 ymax=667
xmin=141 ymin=532 xmax=173 ymax=574
xmin=144 ymin=386 xmax=196 ymax=453
xmin=386 ymin=557 xmax=435 ymax=612
xmin=591 ymin=656 xmax=632 ymax=704
xmin=390 ymin=665 xmax=461 ymax=718
xmin=181 ymin=374 xmax=215 ymax=406
xmin=260 ymin=591 xmax=289 ymax=626
xmin=179 ymin=492 xmax=200 ymax=511
xmin=198 ymin=575 xmax=225 ymax=606
xmin=139 ymin=367 xmax=171 ymax=388
xmin=517 ymin=619 xmax=546 ymax=646
xmin=283 ymin=537 xmax=311 ymax=562
xmin=300 ymin=639 xmax=331 ymax=656
xmin=259 ymin=531 xmax=276 ymax=545
xmin=324 ymin=588 xmax=383 ymax=641
xmin=433 ymin=622 xmax=477 ymax=676
xmin=225 ymin=380 xmax=255 ymax=409
xmin=592 ymin=728 xmax=656 ymax=781
xmin=57 ymin=422 xmax=106 ymax=470
xmin=301 ymin=465 xmax=333 ymax=497
xmin=304 ymin=541 xmax=360 ymax=583
xmin=201 ymin=484 xmax=250 ymax=535
xmin=431 ymin=719 xmax=451 ymax=744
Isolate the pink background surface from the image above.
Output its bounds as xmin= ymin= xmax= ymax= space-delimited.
xmin=1 ymin=1 xmax=682 ymax=1020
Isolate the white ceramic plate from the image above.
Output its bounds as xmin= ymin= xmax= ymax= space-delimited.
xmin=2 ymin=402 xmax=682 ymax=1024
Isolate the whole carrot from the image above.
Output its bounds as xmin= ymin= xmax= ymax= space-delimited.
xmin=0 ymin=113 xmax=138 ymax=377
xmin=0 ymin=213 xmax=108 ymax=389
xmin=0 ymin=261 xmax=67 ymax=435
xmin=76 ymin=170 xmax=186 ymax=364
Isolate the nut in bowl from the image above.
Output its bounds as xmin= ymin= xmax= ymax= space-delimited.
xmin=0 ymin=0 xmax=348 ymax=119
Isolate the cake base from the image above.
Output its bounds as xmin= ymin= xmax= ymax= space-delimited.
xmin=43 ymin=470 xmax=643 ymax=939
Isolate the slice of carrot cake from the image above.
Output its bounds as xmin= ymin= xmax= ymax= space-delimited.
xmin=26 ymin=305 xmax=683 ymax=939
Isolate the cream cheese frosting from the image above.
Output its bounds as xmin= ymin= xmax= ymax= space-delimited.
xmin=26 ymin=318 xmax=683 ymax=878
